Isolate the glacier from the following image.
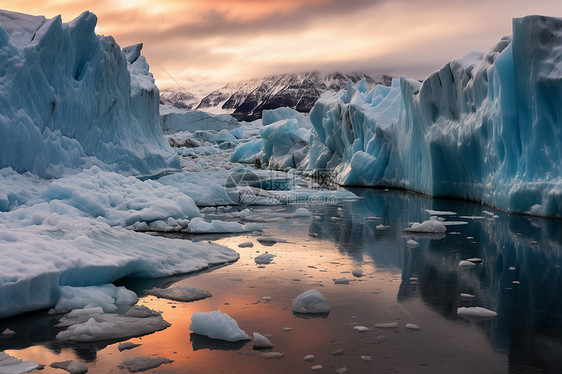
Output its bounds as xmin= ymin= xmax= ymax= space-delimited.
xmin=0 ymin=10 xmax=240 ymax=320
xmin=307 ymin=16 xmax=562 ymax=217
xmin=0 ymin=9 xmax=179 ymax=178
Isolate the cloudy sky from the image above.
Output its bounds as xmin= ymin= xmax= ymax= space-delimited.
xmin=3 ymin=0 xmax=561 ymax=90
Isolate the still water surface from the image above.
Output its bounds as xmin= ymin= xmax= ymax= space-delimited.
xmin=2 ymin=189 xmax=561 ymax=373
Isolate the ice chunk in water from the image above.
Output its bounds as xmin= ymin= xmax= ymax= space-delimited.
xmin=117 ymin=356 xmax=173 ymax=373
xmin=253 ymin=332 xmax=273 ymax=349
xmin=50 ymin=360 xmax=88 ymax=374
xmin=190 ymin=311 xmax=250 ymax=342
xmin=457 ymin=307 xmax=497 ymax=321
xmin=292 ymin=289 xmax=330 ymax=314
xmin=254 ymin=253 xmax=276 ymax=265
xmin=146 ymin=286 xmax=212 ymax=302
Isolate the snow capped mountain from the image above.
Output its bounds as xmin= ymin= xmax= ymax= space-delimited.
xmin=161 ymin=72 xmax=390 ymax=121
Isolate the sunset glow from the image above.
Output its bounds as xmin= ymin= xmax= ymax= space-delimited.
xmin=3 ymin=0 xmax=561 ymax=89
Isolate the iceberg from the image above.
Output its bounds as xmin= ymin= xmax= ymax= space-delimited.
xmin=160 ymin=105 xmax=240 ymax=134
xmin=189 ymin=311 xmax=250 ymax=342
xmin=0 ymin=10 xmax=179 ymax=178
xmin=308 ymin=16 xmax=562 ymax=217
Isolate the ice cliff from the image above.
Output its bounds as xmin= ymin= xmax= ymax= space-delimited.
xmin=0 ymin=9 xmax=179 ymax=178
xmin=308 ymin=16 xmax=562 ymax=217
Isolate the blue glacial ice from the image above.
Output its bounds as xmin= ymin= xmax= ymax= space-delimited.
xmin=307 ymin=16 xmax=562 ymax=217
xmin=160 ymin=105 xmax=240 ymax=134
xmin=0 ymin=9 xmax=179 ymax=178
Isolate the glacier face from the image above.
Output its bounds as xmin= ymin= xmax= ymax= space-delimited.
xmin=0 ymin=10 xmax=179 ymax=178
xmin=308 ymin=16 xmax=562 ymax=217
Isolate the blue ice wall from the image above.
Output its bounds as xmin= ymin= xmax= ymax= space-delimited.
xmin=309 ymin=16 xmax=562 ymax=217
xmin=0 ymin=10 xmax=180 ymax=178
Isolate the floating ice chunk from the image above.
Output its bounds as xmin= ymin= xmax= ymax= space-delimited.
xmin=351 ymin=269 xmax=364 ymax=277
xmin=118 ymin=342 xmax=142 ymax=351
xmin=360 ymin=355 xmax=372 ymax=362
xmin=53 ymin=284 xmax=138 ymax=314
xmin=238 ymin=242 xmax=254 ymax=248
xmin=331 ymin=350 xmax=345 ymax=356
xmin=466 ymin=257 xmax=483 ymax=263
xmin=189 ymin=311 xmax=250 ymax=342
xmin=2 ymin=328 xmax=15 ymax=336
xmin=458 ymin=260 xmax=476 ymax=268
xmin=257 ymin=237 xmax=287 ymax=245
xmin=376 ymin=224 xmax=390 ymax=230
xmin=283 ymin=327 xmax=293 ymax=332
xmin=0 ymin=352 xmax=40 ymax=374
xmin=124 ymin=305 xmax=161 ymax=318
xmin=335 ymin=368 xmax=347 ymax=374
xmin=374 ymin=322 xmax=398 ymax=328
xmin=406 ymin=239 xmax=419 ymax=247
xmin=405 ymin=323 xmax=420 ymax=330
xmin=482 ymin=210 xmax=495 ymax=216
xmin=353 ymin=326 xmax=370 ymax=332
xmin=262 ymin=297 xmax=271 ymax=301
xmin=460 ymin=293 xmax=475 ymax=299
xmin=310 ymin=364 xmax=323 ymax=371
xmin=292 ymin=289 xmax=330 ymax=314
xmin=188 ymin=217 xmax=260 ymax=233
xmin=404 ymin=218 xmax=446 ymax=233
xmin=512 ymin=280 xmax=520 ymax=284
xmin=261 ymin=352 xmax=284 ymax=359
xmin=508 ymin=266 xmax=516 ymax=271
xmin=50 ymin=360 xmax=88 ymax=374
xmin=303 ymin=355 xmax=315 ymax=361
xmin=294 ymin=208 xmax=312 ymax=217
xmin=56 ymin=313 xmax=170 ymax=342
xmin=457 ymin=307 xmax=497 ymax=321
xmin=441 ymin=221 xmax=469 ymax=226
xmin=425 ymin=210 xmax=457 ymax=216
xmin=146 ymin=286 xmax=212 ymax=302
xmin=334 ymin=277 xmax=350 ymax=285
xmin=254 ymin=253 xmax=276 ymax=265
xmin=117 ymin=356 xmax=173 ymax=373
xmin=253 ymin=332 xmax=273 ymax=349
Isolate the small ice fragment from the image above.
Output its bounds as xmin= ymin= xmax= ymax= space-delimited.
xmin=226 ymin=277 xmax=242 ymax=281
xmin=512 ymin=280 xmax=520 ymax=284
xmin=374 ymin=322 xmax=398 ymax=328
xmin=292 ymin=289 xmax=330 ymax=314
xmin=334 ymin=277 xmax=350 ymax=285
xmin=466 ymin=236 xmax=474 ymax=240
xmin=146 ymin=286 xmax=212 ymax=302
xmin=295 ymin=208 xmax=312 ymax=217
xmin=335 ymin=368 xmax=347 ymax=374
xmin=283 ymin=327 xmax=293 ymax=332
xmin=376 ymin=224 xmax=390 ymax=230
xmin=303 ymin=355 xmax=315 ymax=361
xmin=425 ymin=209 xmax=457 ymax=215
xmin=457 ymin=307 xmax=497 ymax=321
xmin=331 ymin=350 xmax=345 ymax=356
xmin=482 ymin=210 xmax=495 ymax=216
xmin=261 ymin=352 xmax=284 ymax=359
xmin=257 ymin=237 xmax=286 ymax=245
xmin=374 ymin=335 xmax=386 ymax=342
xmin=530 ymin=241 xmax=538 ymax=245
xmin=125 ymin=305 xmax=161 ymax=318
xmin=238 ymin=242 xmax=254 ymax=248
xmin=458 ymin=260 xmax=476 ymax=268
xmin=409 ymin=277 xmax=418 ymax=282
xmin=254 ymin=253 xmax=276 ymax=264
xmin=365 ymin=217 xmax=380 ymax=221
xmin=253 ymin=332 xmax=273 ymax=349
xmin=353 ymin=326 xmax=370 ymax=332
xmin=262 ymin=296 xmax=271 ymax=301
xmin=118 ymin=342 xmax=141 ymax=351
xmin=189 ymin=311 xmax=250 ymax=341
xmin=50 ymin=360 xmax=88 ymax=374
xmin=460 ymin=293 xmax=475 ymax=299
xmin=117 ymin=356 xmax=173 ymax=373
xmin=360 ymin=355 xmax=372 ymax=362
xmin=404 ymin=218 xmax=446 ymax=233
xmin=407 ymin=239 xmax=419 ymax=247
xmin=2 ymin=328 xmax=15 ymax=335
xmin=508 ymin=266 xmax=516 ymax=271
xmin=466 ymin=257 xmax=482 ymax=263
xmin=310 ymin=365 xmax=323 ymax=371
xmin=351 ymin=270 xmax=363 ymax=277
xmin=405 ymin=323 xmax=420 ymax=330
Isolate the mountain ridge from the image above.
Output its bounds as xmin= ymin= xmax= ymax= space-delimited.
xmin=160 ymin=72 xmax=392 ymax=121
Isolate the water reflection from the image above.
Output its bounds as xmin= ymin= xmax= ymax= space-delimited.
xmin=312 ymin=188 xmax=562 ymax=372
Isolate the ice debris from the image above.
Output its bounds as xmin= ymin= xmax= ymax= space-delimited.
xmin=146 ymin=286 xmax=212 ymax=302
xmin=292 ymin=289 xmax=330 ymax=314
xmin=189 ymin=311 xmax=250 ymax=342
xmin=50 ymin=360 xmax=88 ymax=374
xmin=117 ymin=356 xmax=173 ymax=373
xmin=457 ymin=307 xmax=498 ymax=321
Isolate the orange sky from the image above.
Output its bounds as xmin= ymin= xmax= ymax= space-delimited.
xmin=2 ymin=0 xmax=561 ymax=90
